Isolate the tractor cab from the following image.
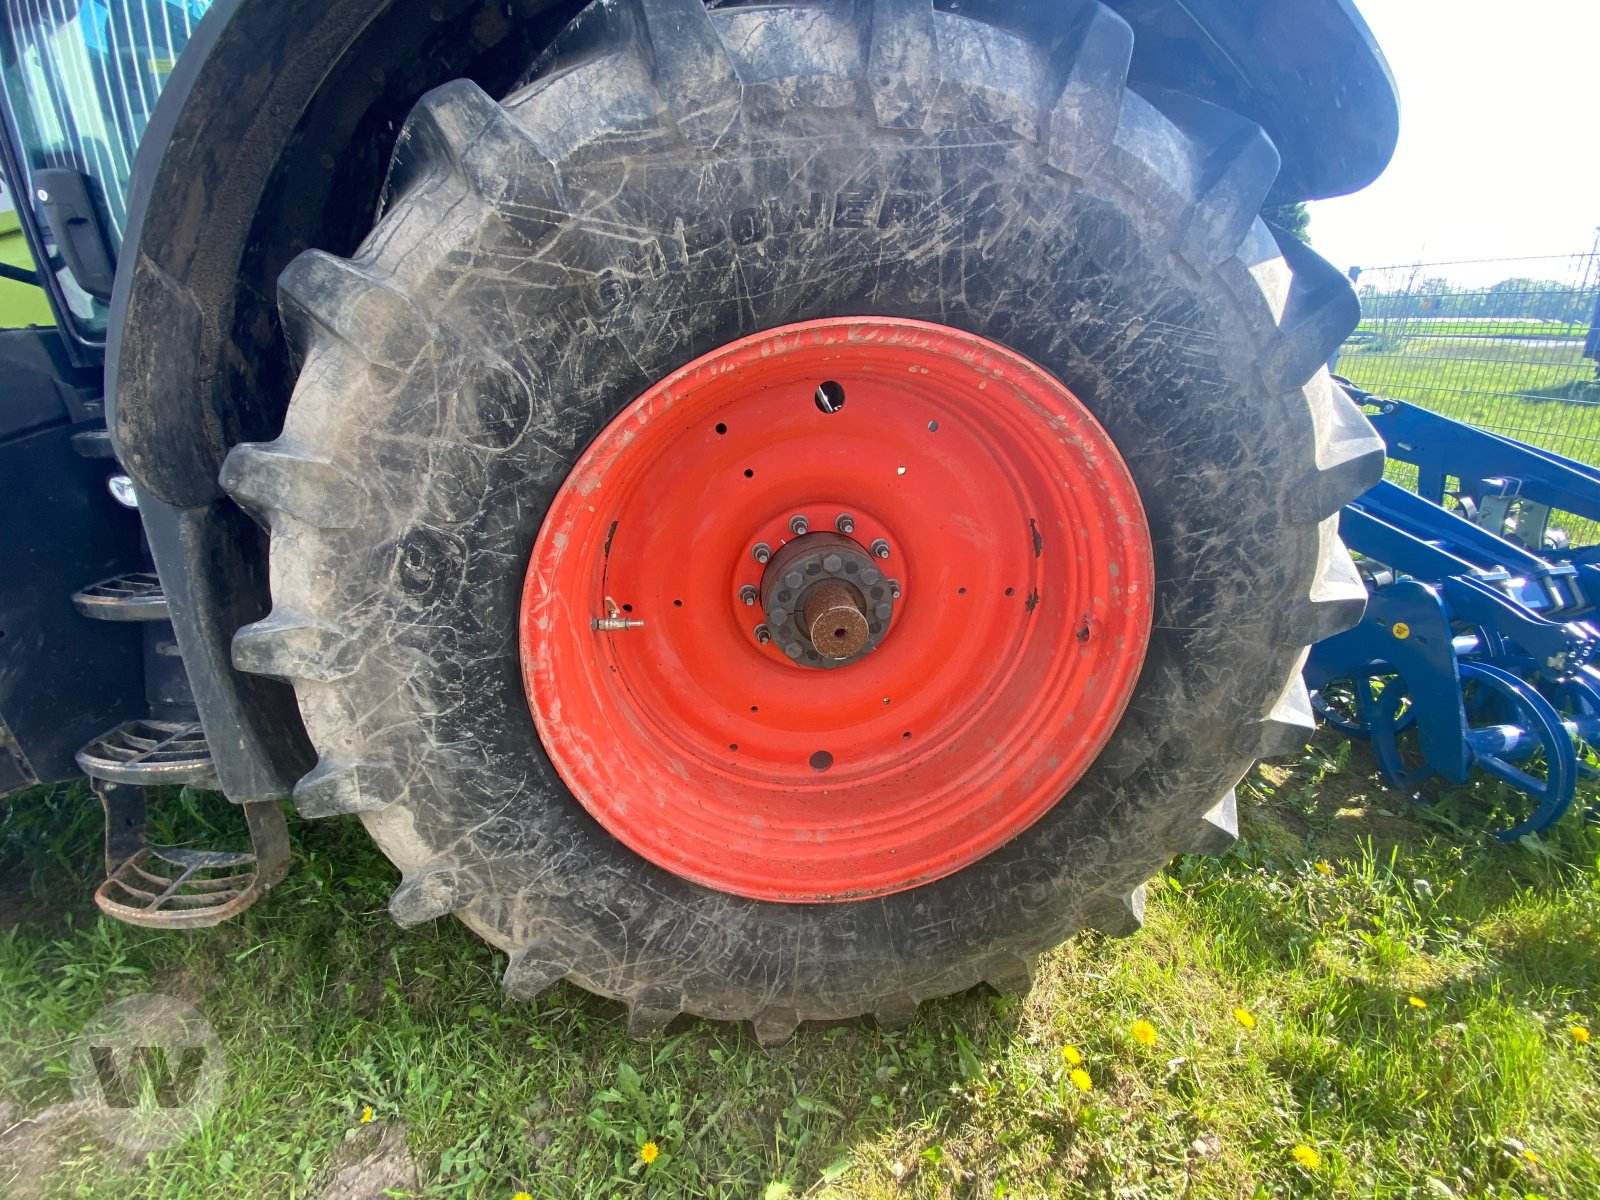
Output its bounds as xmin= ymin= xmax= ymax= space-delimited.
xmin=1 ymin=0 xmax=213 ymax=343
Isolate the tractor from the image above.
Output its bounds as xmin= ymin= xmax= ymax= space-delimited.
xmin=0 ymin=0 xmax=1398 ymax=1042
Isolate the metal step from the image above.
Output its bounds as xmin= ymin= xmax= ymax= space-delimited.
xmin=72 ymin=572 xmax=169 ymax=622
xmin=95 ymin=844 xmax=264 ymax=928
xmin=70 ymin=428 xmax=117 ymax=460
xmin=75 ymin=719 xmax=216 ymax=787
xmin=89 ymin=780 xmax=290 ymax=929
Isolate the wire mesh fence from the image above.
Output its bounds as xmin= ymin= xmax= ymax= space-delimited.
xmin=1334 ymin=246 xmax=1600 ymax=462
xmin=1333 ymin=244 xmax=1600 ymax=542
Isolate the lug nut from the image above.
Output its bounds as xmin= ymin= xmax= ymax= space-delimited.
xmin=783 ymin=569 xmax=804 ymax=590
xmin=783 ymin=642 xmax=805 ymax=660
xmin=789 ymin=514 xmax=810 ymax=536
xmin=835 ymin=513 xmax=855 ymax=534
xmin=768 ymin=607 xmax=790 ymax=626
xmin=739 ymin=584 xmax=758 ymax=606
xmin=754 ymin=624 xmax=772 ymax=644
xmin=753 ymin=542 xmax=772 ymax=564
xmin=869 ymin=538 xmax=891 ymax=560
xmin=888 ymin=579 xmax=902 ymax=600
xmin=822 ymin=552 xmax=843 ymax=573
xmin=861 ymin=566 xmax=881 ymax=586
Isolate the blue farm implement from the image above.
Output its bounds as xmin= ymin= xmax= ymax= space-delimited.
xmin=1307 ymin=381 xmax=1600 ymax=838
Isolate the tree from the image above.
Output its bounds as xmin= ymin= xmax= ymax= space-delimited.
xmin=1262 ymin=201 xmax=1310 ymax=245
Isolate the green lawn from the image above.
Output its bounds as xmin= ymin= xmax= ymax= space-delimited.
xmin=4 ymin=739 xmax=1599 ymax=1199
xmin=1339 ymin=338 xmax=1600 ymax=461
xmin=1339 ymin=335 xmax=1600 ymax=544
xmin=1354 ymin=319 xmax=1590 ymax=342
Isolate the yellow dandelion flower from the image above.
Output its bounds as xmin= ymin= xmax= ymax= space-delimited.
xmin=1130 ymin=1019 xmax=1158 ymax=1046
xmin=640 ymin=1142 xmax=660 ymax=1165
xmin=1570 ymin=1024 xmax=1591 ymax=1044
xmin=1061 ymin=1044 xmax=1084 ymax=1066
xmin=1407 ymin=996 xmax=1427 ymax=1009
xmin=1291 ymin=1144 xmax=1321 ymax=1172
xmin=359 ymin=1105 xmax=374 ymax=1124
xmin=513 ymin=1193 xmax=534 ymax=1200
xmin=1232 ymin=1007 xmax=1257 ymax=1030
xmin=1522 ymin=1148 xmax=1541 ymax=1165
xmin=1313 ymin=862 xmax=1334 ymax=876
xmin=1069 ymin=1067 xmax=1092 ymax=1093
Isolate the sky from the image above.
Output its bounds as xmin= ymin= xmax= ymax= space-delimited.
xmin=1305 ymin=0 xmax=1600 ymax=285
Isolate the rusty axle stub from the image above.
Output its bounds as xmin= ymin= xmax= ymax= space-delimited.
xmin=758 ymin=530 xmax=896 ymax=669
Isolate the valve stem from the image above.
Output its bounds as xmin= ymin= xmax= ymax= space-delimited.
xmin=592 ymin=596 xmax=645 ymax=632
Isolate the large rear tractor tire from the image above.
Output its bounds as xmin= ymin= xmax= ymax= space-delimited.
xmin=221 ymin=0 xmax=1382 ymax=1041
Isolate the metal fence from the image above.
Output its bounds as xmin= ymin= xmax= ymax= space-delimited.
xmin=1334 ymin=247 xmax=1600 ymax=474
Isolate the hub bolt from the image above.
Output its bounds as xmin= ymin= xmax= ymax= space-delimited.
xmin=835 ymin=513 xmax=855 ymax=534
xmin=789 ymin=514 xmax=810 ymax=536
xmin=754 ymin=623 xmax=772 ymax=644
xmin=739 ymin=584 xmax=758 ymax=606
xmin=822 ymin=552 xmax=844 ymax=573
xmin=869 ymin=538 xmax=891 ymax=560
xmin=752 ymin=542 xmax=772 ymax=564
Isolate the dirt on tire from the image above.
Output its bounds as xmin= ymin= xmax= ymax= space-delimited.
xmin=222 ymin=0 xmax=1383 ymax=1041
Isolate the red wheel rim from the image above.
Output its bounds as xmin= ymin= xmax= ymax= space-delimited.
xmin=521 ymin=318 xmax=1154 ymax=902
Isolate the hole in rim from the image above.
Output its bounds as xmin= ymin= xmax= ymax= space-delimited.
xmin=957 ymin=587 xmax=966 ymax=595
xmin=729 ymin=744 xmax=739 ymax=752
xmin=902 ymin=731 xmax=912 ymax=740
xmin=715 ymin=422 xmax=728 ymax=434
xmin=814 ymin=380 xmax=846 ymax=413
xmin=673 ymin=599 xmax=683 ymax=607
xmin=928 ymin=420 xmax=939 ymax=432
xmin=622 ymin=603 xmax=634 ymax=612
xmin=808 ymin=750 xmax=834 ymax=771
xmin=1004 ymin=587 xmax=1015 ymax=596
xmin=743 ymin=468 xmax=754 ymax=478
xmin=749 ymin=706 xmax=759 ymax=713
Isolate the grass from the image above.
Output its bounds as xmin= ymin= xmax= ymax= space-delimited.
xmin=3 ymin=737 xmax=1600 ymax=1199
xmin=1354 ymin=319 xmax=1590 ymax=342
xmin=1339 ymin=335 xmax=1600 ymax=542
xmin=1338 ymin=338 xmax=1598 ymax=445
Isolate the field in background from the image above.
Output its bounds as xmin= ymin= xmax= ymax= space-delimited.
xmin=1335 ymin=251 xmax=1600 ymax=548
xmin=3 ymin=740 xmax=1599 ymax=1199
xmin=1354 ymin=318 xmax=1590 ymax=341
xmin=1338 ymin=337 xmax=1600 ymax=467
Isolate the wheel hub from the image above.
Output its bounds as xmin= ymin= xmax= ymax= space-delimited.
xmin=756 ymin=531 xmax=897 ymax=668
xmin=521 ymin=317 xmax=1155 ymax=902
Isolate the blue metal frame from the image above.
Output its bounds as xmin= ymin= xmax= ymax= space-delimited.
xmin=1308 ymin=387 xmax=1600 ymax=839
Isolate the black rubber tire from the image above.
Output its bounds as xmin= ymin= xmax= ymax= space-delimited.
xmin=220 ymin=0 xmax=1383 ymax=1042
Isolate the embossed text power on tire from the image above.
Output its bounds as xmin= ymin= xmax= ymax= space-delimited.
xmin=221 ymin=0 xmax=1384 ymax=1041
